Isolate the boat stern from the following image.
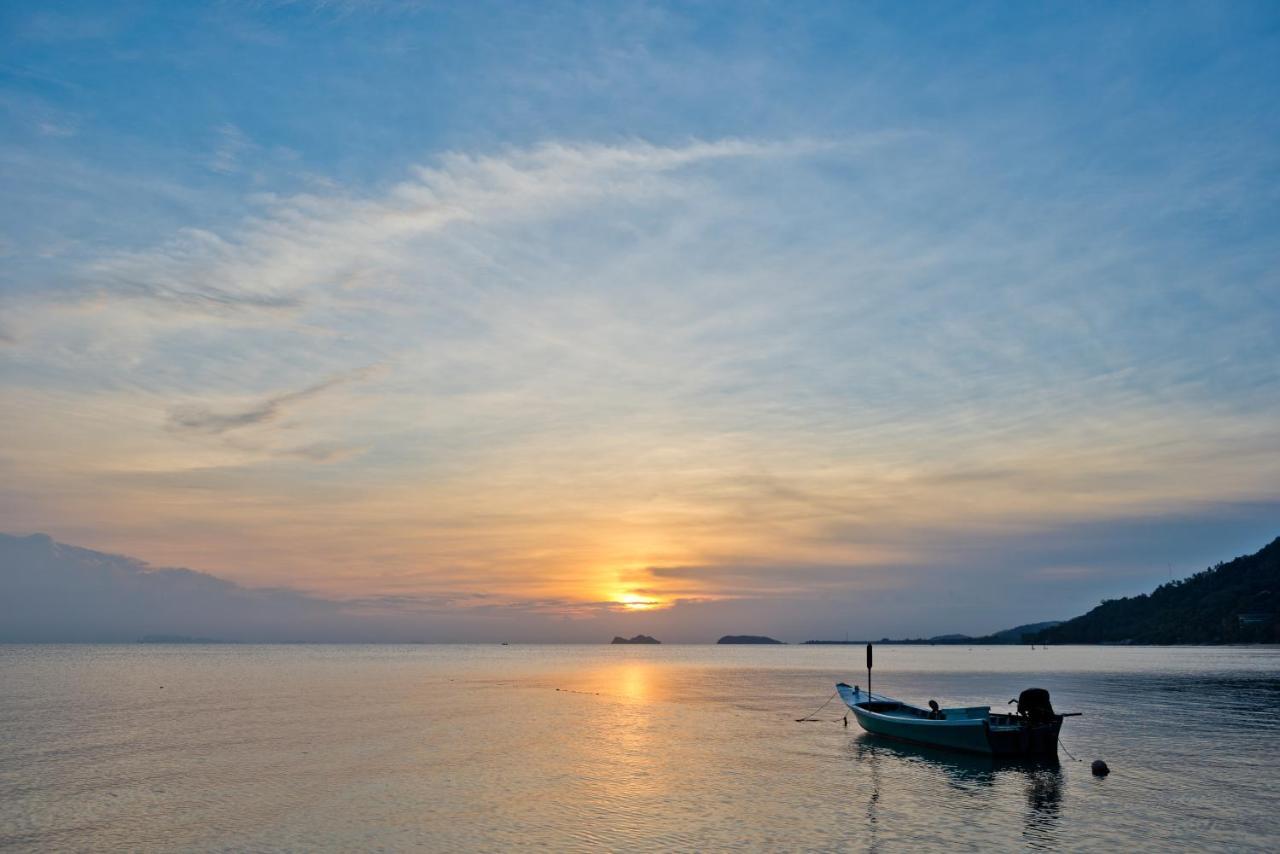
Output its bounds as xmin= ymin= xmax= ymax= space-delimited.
xmin=985 ymin=715 xmax=1064 ymax=758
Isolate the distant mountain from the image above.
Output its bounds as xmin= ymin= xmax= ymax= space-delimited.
xmin=611 ymin=634 xmax=660 ymax=644
xmin=1032 ymin=537 xmax=1279 ymax=644
xmin=717 ymin=635 xmax=784 ymax=644
xmin=803 ymin=621 xmax=1062 ymax=646
xmin=985 ymin=621 xmax=1062 ymax=643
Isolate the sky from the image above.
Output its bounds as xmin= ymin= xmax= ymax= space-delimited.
xmin=1 ymin=1 xmax=1278 ymax=642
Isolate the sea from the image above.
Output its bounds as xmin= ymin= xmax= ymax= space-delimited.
xmin=1 ymin=644 xmax=1277 ymax=851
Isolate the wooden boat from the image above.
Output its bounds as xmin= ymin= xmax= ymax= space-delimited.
xmin=837 ymin=683 xmax=1071 ymax=757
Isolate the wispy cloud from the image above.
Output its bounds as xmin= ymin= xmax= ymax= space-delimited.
xmin=3 ymin=130 xmax=1277 ymax=626
xmin=167 ymin=366 xmax=377 ymax=435
xmin=207 ymin=123 xmax=252 ymax=174
xmin=19 ymin=138 xmax=817 ymax=333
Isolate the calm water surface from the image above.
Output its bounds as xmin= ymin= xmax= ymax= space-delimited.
xmin=1 ymin=644 xmax=1277 ymax=851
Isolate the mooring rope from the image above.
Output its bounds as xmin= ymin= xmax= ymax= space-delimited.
xmin=1057 ymin=733 xmax=1082 ymax=762
xmin=795 ymin=689 xmax=840 ymax=722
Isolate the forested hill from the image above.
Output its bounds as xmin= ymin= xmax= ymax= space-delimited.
xmin=1033 ymin=537 xmax=1279 ymax=644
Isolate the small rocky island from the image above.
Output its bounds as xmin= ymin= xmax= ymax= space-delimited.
xmin=717 ymin=635 xmax=784 ymax=644
xmin=611 ymin=634 xmax=661 ymax=644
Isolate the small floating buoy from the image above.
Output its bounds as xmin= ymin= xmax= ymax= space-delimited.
xmin=1091 ymin=759 xmax=1110 ymax=776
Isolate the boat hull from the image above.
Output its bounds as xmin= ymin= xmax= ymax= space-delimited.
xmin=837 ymin=683 xmax=1062 ymax=758
xmin=851 ymin=706 xmax=996 ymax=754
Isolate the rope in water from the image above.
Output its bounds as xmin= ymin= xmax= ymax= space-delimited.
xmin=1057 ymin=733 xmax=1082 ymax=762
xmin=795 ymin=689 xmax=840 ymax=722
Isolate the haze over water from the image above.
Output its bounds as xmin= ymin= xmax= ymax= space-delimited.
xmin=2 ymin=644 xmax=1276 ymax=851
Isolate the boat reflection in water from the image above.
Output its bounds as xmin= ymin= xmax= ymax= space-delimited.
xmin=848 ymin=735 xmax=1064 ymax=850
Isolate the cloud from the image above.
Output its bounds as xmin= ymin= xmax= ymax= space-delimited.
xmin=0 ymin=531 xmax=600 ymax=642
xmin=0 ymin=532 xmax=737 ymax=641
xmin=0 ymin=532 xmax=351 ymax=642
xmin=36 ymin=120 xmax=77 ymax=138
xmin=167 ymin=366 xmax=377 ymax=435
xmin=279 ymin=442 xmax=366 ymax=463
xmin=3 ymin=499 xmax=1277 ymax=642
xmin=40 ymin=138 xmax=822 ymax=321
xmin=642 ymin=501 xmax=1280 ymax=637
xmin=2 ymin=132 xmax=1278 ymax=632
xmin=111 ymin=280 xmax=303 ymax=313
xmin=645 ymin=562 xmax=909 ymax=596
xmin=207 ymin=123 xmax=253 ymax=174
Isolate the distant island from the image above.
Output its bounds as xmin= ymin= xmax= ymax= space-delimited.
xmin=138 ymin=634 xmax=228 ymax=644
xmin=1030 ymin=536 xmax=1279 ymax=645
xmin=611 ymin=634 xmax=661 ymax=644
xmin=717 ymin=635 xmax=784 ymax=644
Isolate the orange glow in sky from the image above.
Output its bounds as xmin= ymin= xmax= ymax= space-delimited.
xmin=617 ymin=593 xmax=663 ymax=611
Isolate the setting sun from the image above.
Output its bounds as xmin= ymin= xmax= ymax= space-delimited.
xmin=617 ymin=593 xmax=663 ymax=611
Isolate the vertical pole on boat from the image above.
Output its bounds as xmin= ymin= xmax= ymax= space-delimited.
xmin=866 ymin=643 xmax=873 ymax=702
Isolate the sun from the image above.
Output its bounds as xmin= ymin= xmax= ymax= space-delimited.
xmin=617 ymin=592 xmax=661 ymax=611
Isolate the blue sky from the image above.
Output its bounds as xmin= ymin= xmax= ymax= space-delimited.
xmin=1 ymin=1 xmax=1278 ymax=640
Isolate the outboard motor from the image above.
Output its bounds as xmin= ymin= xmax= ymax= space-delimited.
xmin=1014 ymin=688 xmax=1055 ymax=724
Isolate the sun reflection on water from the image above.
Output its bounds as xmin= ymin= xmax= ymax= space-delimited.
xmin=616 ymin=663 xmax=652 ymax=702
